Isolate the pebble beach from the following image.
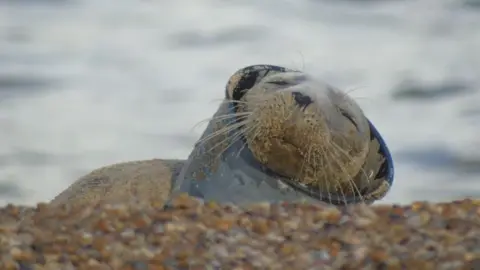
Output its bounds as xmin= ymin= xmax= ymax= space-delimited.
xmin=1 ymin=195 xmax=479 ymax=269
xmin=1 ymin=0 xmax=480 ymax=206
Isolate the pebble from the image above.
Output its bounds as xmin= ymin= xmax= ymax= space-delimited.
xmin=0 ymin=197 xmax=479 ymax=269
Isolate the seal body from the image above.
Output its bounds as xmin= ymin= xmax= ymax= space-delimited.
xmin=50 ymin=64 xmax=394 ymax=209
xmin=49 ymin=159 xmax=184 ymax=208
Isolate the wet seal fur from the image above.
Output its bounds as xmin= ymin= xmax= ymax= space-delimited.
xmin=50 ymin=65 xmax=394 ymax=209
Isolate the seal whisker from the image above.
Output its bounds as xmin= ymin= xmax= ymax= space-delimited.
xmin=327 ymin=139 xmax=366 ymax=203
xmin=199 ymin=125 xmax=250 ymax=165
xmin=200 ymin=115 xmax=256 ymax=157
xmin=195 ymin=116 xmax=250 ymax=147
xmin=317 ymin=143 xmax=350 ymax=205
xmin=327 ymin=141 xmax=358 ymax=187
xmin=235 ymin=124 xmax=262 ymax=158
xmin=324 ymin=146 xmax=349 ymax=205
xmin=196 ymin=123 xmax=242 ymax=149
xmin=319 ymin=145 xmax=334 ymax=205
xmin=192 ymin=112 xmax=251 ymax=131
xmin=342 ymin=86 xmax=366 ymax=97
xmin=199 ymin=121 xmax=249 ymax=154
xmin=211 ymin=125 xmax=256 ymax=161
xmin=307 ymin=144 xmax=332 ymax=204
xmin=234 ymin=138 xmax=249 ymax=158
xmin=297 ymin=142 xmax=312 ymax=183
xmin=327 ymin=129 xmax=371 ymax=185
xmin=324 ymin=170 xmax=333 ymax=205
xmin=341 ymin=86 xmax=374 ymax=105
xmin=221 ymin=99 xmax=251 ymax=105
xmin=210 ymin=97 xmax=247 ymax=103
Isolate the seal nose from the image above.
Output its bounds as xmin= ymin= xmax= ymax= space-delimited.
xmin=292 ymin=91 xmax=313 ymax=107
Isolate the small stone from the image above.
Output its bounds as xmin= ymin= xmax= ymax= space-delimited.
xmin=92 ymin=237 xmax=108 ymax=252
xmin=214 ymin=218 xmax=234 ymax=232
xmin=211 ymin=245 xmax=229 ymax=258
xmin=1 ymin=259 xmax=18 ymax=270
xmin=406 ymin=212 xmax=430 ymax=227
xmin=352 ymin=246 xmax=368 ymax=261
xmin=87 ymin=258 xmax=101 ymax=265
xmin=369 ymin=249 xmax=388 ymax=262
xmin=80 ymin=232 xmax=93 ymax=245
xmin=280 ymin=243 xmax=296 ymax=256
xmin=251 ymin=219 xmax=269 ymax=235
xmin=354 ymin=217 xmax=373 ymax=228
xmin=170 ymin=194 xmax=199 ymax=209
xmin=11 ymin=247 xmax=33 ymax=262
xmin=464 ymin=252 xmax=480 ymax=261
xmin=133 ymin=215 xmax=152 ymax=229
xmin=411 ymin=201 xmax=425 ymax=212
xmin=328 ymin=241 xmax=341 ymax=257
xmin=165 ymin=222 xmax=187 ymax=232
xmin=95 ymin=219 xmax=114 ymax=233
xmin=120 ymin=229 xmax=136 ymax=240
xmin=124 ymin=261 xmax=149 ymax=270
xmin=153 ymin=212 xmax=173 ymax=222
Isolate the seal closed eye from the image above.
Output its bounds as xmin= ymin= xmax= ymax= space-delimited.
xmin=171 ymin=64 xmax=394 ymax=206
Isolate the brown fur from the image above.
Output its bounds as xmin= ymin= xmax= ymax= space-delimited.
xmin=49 ymin=159 xmax=183 ymax=208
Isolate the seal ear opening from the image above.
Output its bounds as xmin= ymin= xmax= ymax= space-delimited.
xmin=225 ymin=64 xmax=290 ymax=101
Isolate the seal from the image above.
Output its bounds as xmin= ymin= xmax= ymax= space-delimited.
xmin=49 ymin=64 xmax=394 ymax=209
xmin=170 ymin=64 xmax=394 ymax=206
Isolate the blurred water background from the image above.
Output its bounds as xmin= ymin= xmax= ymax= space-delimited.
xmin=0 ymin=0 xmax=479 ymax=206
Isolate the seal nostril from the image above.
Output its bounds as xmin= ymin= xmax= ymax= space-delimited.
xmin=292 ymin=92 xmax=313 ymax=107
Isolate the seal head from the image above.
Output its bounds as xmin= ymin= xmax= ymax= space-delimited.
xmin=171 ymin=65 xmax=394 ymax=206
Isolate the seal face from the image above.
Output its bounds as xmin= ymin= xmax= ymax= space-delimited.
xmin=171 ymin=65 xmax=394 ymax=206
